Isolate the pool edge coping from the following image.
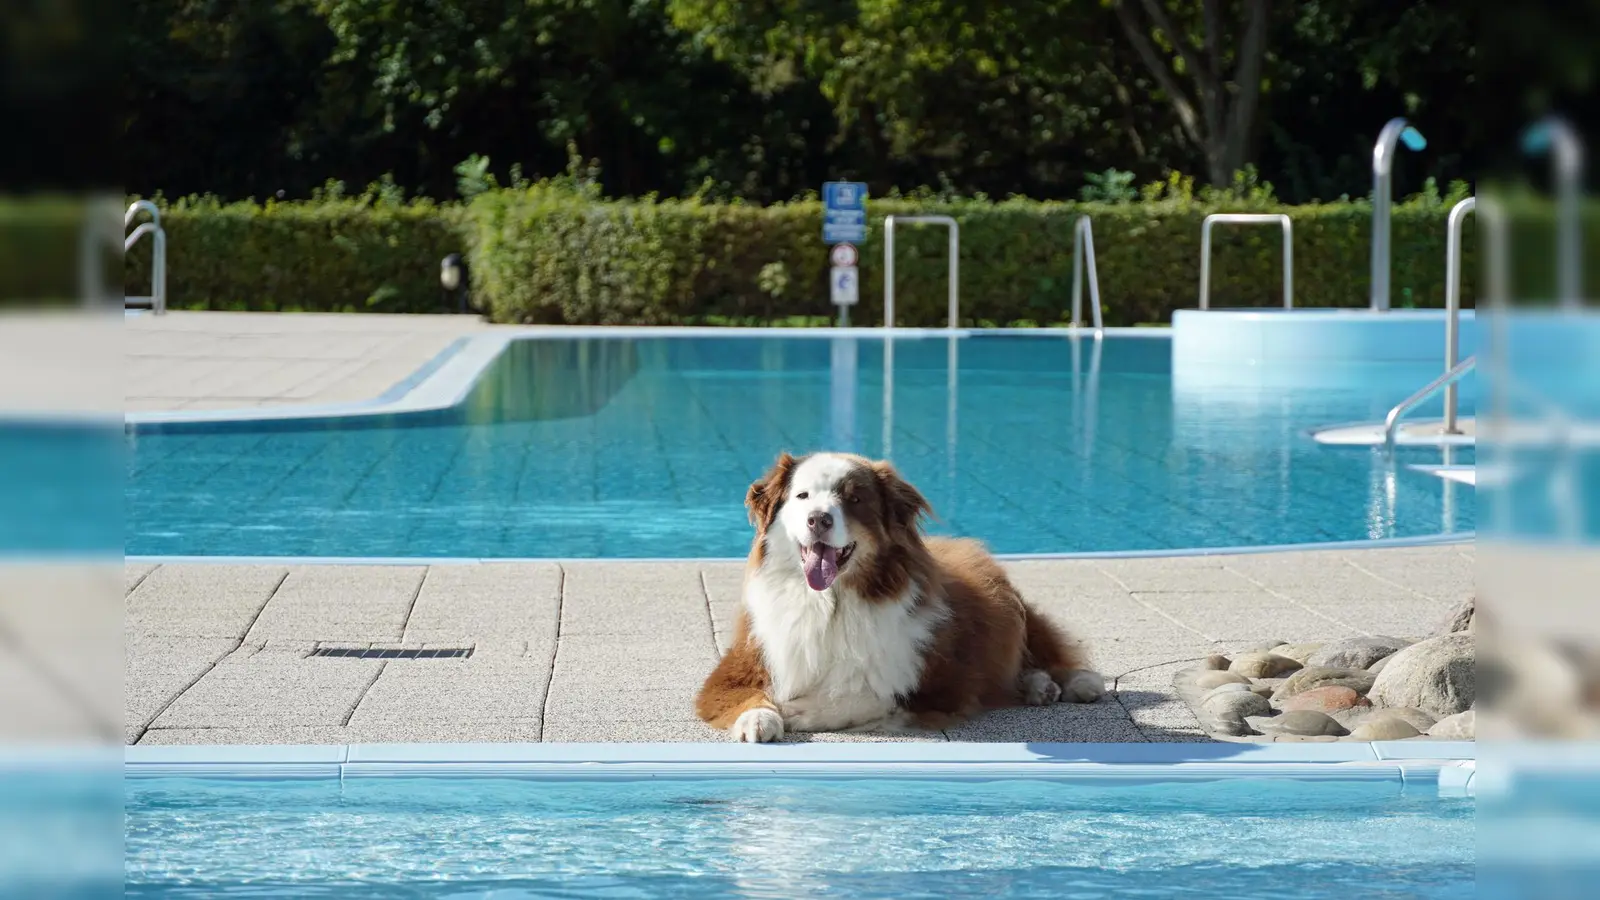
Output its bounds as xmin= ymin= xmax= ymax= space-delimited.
xmin=121 ymin=741 xmax=1476 ymax=791
xmin=123 ymin=532 xmax=1476 ymax=566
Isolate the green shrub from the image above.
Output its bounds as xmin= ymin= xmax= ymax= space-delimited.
xmin=122 ymin=192 xmax=468 ymax=314
xmin=123 ymin=186 xmax=1600 ymax=326
xmin=465 ymin=192 xmax=1487 ymax=327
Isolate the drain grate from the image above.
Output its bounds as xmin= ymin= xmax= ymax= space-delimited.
xmin=310 ymin=647 xmax=473 ymax=660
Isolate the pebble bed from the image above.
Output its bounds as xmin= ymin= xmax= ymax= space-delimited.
xmin=1175 ymin=597 xmax=1477 ymax=743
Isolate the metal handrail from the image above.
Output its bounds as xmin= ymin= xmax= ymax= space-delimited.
xmin=1370 ymin=117 xmax=1427 ymax=311
xmin=1199 ymin=214 xmax=1293 ymax=309
xmin=1070 ymin=216 xmax=1104 ymax=335
xmin=1384 ymin=354 xmax=1477 ymax=449
xmin=1443 ymin=197 xmax=1474 ymax=432
xmin=883 ymin=215 xmax=959 ymax=330
xmin=125 ymin=201 xmax=168 ymax=314
xmin=126 ymin=199 xmax=160 ymax=230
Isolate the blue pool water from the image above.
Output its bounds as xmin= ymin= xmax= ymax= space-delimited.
xmin=125 ymin=334 xmax=1474 ymax=558
xmin=125 ymin=777 xmax=1473 ymax=898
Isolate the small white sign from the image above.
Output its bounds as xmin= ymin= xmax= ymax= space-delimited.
xmin=831 ymin=266 xmax=859 ymax=307
xmin=830 ymin=242 xmax=859 ymax=268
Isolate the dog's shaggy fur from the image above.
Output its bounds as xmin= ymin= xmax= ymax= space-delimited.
xmin=697 ymin=451 xmax=1104 ymax=742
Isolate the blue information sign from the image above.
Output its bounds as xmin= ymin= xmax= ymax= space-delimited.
xmin=822 ymin=181 xmax=868 ymax=244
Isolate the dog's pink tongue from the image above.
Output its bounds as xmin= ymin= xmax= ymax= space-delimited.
xmin=802 ymin=543 xmax=840 ymax=591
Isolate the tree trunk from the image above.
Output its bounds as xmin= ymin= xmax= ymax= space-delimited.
xmin=1112 ymin=0 xmax=1269 ymax=188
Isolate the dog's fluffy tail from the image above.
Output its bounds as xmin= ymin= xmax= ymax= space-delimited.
xmin=1022 ymin=605 xmax=1088 ymax=680
xmin=1024 ymin=607 xmax=1105 ymax=702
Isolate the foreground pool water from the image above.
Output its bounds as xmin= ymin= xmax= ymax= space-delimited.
xmin=125 ymin=777 xmax=1472 ymax=898
xmin=125 ymin=334 xmax=1474 ymax=557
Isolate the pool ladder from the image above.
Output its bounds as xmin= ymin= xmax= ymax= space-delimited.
xmin=1382 ymin=196 xmax=1480 ymax=449
xmin=126 ymin=200 xmax=168 ymax=314
xmin=1070 ymin=216 xmax=1104 ymax=335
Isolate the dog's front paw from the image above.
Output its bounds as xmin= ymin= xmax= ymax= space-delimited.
xmin=1021 ymin=669 xmax=1062 ymax=706
xmin=731 ymin=707 xmax=784 ymax=743
xmin=1057 ymin=669 xmax=1107 ymax=703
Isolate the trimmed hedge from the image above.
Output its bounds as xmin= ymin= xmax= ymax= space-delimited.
xmin=468 ymin=189 xmax=1482 ymax=326
xmin=123 ymin=189 xmax=1600 ymax=325
xmin=123 ymin=197 xmax=465 ymax=314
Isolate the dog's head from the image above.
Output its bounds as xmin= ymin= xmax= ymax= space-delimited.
xmin=746 ymin=451 xmax=931 ymax=592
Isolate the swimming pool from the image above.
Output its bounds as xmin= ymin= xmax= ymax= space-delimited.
xmin=125 ymin=333 xmax=1474 ymax=558
xmin=124 ymin=771 xmax=1471 ymax=898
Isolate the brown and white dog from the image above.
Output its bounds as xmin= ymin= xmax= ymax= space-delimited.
xmin=696 ymin=451 xmax=1105 ymax=742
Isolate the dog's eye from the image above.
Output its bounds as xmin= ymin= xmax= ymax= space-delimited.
xmin=796 ymin=491 xmax=809 ymax=500
xmin=846 ymin=495 xmax=858 ymax=504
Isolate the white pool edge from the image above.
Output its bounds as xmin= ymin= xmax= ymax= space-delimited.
xmin=123 ymin=532 xmax=1475 ymax=567
xmin=120 ymin=741 xmax=1476 ymax=793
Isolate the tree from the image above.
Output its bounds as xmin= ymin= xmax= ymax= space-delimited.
xmin=667 ymin=0 xmax=1183 ymax=198
xmin=1107 ymin=0 xmax=1269 ymax=187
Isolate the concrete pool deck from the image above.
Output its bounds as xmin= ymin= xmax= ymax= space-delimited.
xmin=122 ymin=545 xmax=1473 ymax=746
xmin=116 ymin=312 xmax=1476 ymax=747
xmin=125 ymin=310 xmax=491 ymax=412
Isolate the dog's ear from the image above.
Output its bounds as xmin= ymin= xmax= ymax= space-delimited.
xmin=873 ymin=460 xmax=932 ymax=533
xmin=746 ymin=452 xmax=798 ymax=530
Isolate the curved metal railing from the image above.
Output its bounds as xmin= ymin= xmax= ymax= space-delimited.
xmin=1384 ymin=355 xmax=1477 ymax=450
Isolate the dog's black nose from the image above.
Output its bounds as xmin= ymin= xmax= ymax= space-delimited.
xmin=807 ymin=511 xmax=834 ymax=532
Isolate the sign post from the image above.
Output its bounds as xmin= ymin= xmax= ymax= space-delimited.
xmin=823 ymin=182 xmax=867 ymax=326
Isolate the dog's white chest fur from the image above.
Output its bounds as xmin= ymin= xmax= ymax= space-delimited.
xmin=745 ymin=567 xmax=943 ymax=732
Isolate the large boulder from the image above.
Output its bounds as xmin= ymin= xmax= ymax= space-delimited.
xmin=1306 ymin=636 xmax=1413 ymax=671
xmin=1369 ymin=633 xmax=1475 ymax=718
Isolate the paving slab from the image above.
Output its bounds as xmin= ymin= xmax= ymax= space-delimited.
xmin=122 ymin=545 xmax=1470 ymax=745
xmin=556 ymin=562 xmax=712 ymax=640
xmin=151 ymin=650 xmax=384 ymax=729
xmin=242 ymin=566 xmax=425 ymax=643
xmin=126 ymin=564 xmax=287 ymax=639
xmin=125 ymin=635 xmax=240 ymax=738
xmin=1134 ymin=591 xmax=1358 ymax=643
xmin=400 ymin=563 xmax=561 ymax=643
xmin=346 ymin=658 xmax=553 ymax=727
xmin=124 ymin=311 xmax=491 ymax=412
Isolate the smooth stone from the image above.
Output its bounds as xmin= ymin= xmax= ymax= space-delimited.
xmin=1427 ymin=709 xmax=1475 ymax=739
xmin=1244 ymin=714 xmax=1278 ymax=733
xmin=1369 ymin=707 xmax=1438 ymax=732
xmin=1201 ymin=683 xmax=1252 ymax=703
xmin=1369 ymin=633 xmax=1475 ymax=718
xmin=1269 ymin=709 xmax=1349 ymax=737
xmin=1194 ymin=670 xmax=1251 ymax=690
xmin=1274 ymin=642 xmax=1326 ymax=664
xmin=1368 ymin=654 xmax=1395 ymax=676
xmin=1229 ymin=652 xmax=1303 ymax=679
xmin=1202 ymin=654 xmax=1232 ymax=671
xmin=1279 ymin=685 xmax=1370 ymax=715
xmin=1274 ymin=666 xmax=1376 ymax=700
xmin=1243 ymin=640 xmax=1288 ymax=654
xmin=1330 ymin=706 xmax=1377 ymax=730
xmin=1203 ymin=691 xmax=1272 ymax=736
xmin=1350 ymin=717 xmax=1424 ymax=740
xmin=1246 ymin=683 xmax=1275 ymax=698
xmin=1307 ymin=636 xmax=1413 ymax=671
xmin=1435 ymin=597 xmax=1475 ymax=637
